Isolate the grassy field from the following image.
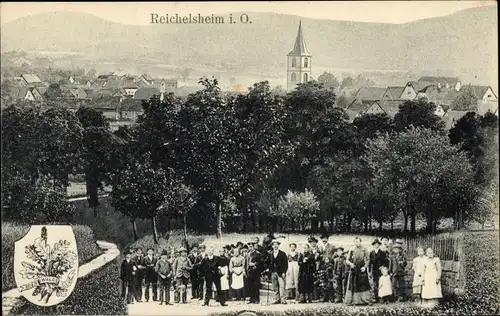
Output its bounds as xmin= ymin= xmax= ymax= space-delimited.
xmin=1 ymin=222 xmax=103 ymax=291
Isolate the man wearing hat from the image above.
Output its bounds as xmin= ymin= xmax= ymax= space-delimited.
xmin=308 ymin=236 xmax=322 ymax=300
xmin=172 ymin=247 xmax=193 ymax=304
xmin=264 ymin=239 xmax=288 ymax=304
xmin=321 ymin=233 xmax=335 ymax=261
xmin=368 ymin=239 xmax=389 ymax=303
xmin=388 ymin=243 xmax=407 ymax=302
xmin=252 ymin=237 xmax=266 ymax=255
xmin=189 ymin=245 xmax=203 ymax=300
xmin=245 ymin=241 xmax=263 ymax=304
xmin=200 ymin=246 xmax=227 ymax=306
xmin=155 ymin=250 xmax=173 ymax=305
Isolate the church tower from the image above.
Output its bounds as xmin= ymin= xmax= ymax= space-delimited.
xmin=287 ymin=21 xmax=312 ymax=91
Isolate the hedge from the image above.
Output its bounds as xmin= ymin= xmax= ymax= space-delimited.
xmin=9 ymin=257 xmax=127 ymax=315
xmin=1 ymin=222 xmax=103 ymax=291
xmin=125 ymin=229 xmax=205 ymax=254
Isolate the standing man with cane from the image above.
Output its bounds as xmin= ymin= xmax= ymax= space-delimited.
xmin=264 ymin=239 xmax=288 ymax=305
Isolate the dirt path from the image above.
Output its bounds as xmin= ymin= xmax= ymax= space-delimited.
xmin=1 ymin=241 xmax=120 ymax=316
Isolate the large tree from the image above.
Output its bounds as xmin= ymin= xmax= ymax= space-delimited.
xmin=178 ymin=79 xmax=288 ymax=238
xmin=76 ymin=106 xmax=118 ymax=217
xmin=365 ymin=127 xmax=477 ymax=233
xmin=317 ymin=72 xmax=340 ymax=90
xmin=393 ymin=99 xmax=445 ymax=132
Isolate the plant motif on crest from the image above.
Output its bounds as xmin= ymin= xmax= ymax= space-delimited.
xmin=19 ymin=226 xmax=78 ymax=303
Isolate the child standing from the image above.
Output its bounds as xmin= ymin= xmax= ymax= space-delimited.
xmin=332 ymin=247 xmax=346 ymax=303
xmin=412 ymin=247 xmax=426 ymax=303
xmin=155 ymin=250 xmax=172 ymax=305
xmin=421 ymin=248 xmax=442 ymax=308
xmin=388 ymin=244 xmax=407 ymax=302
xmin=120 ymin=251 xmax=137 ymax=304
xmin=378 ymin=266 xmax=392 ymax=303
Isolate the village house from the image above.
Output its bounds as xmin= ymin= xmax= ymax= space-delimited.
xmin=458 ymin=84 xmax=498 ymax=115
xmin=399 ymin=81 xmax=436 ymax=100
xmin=381 ymin=86 xmax=405 ymax=101
xmin=10 ymin=86 xmax=44 ymax=102
xmin=349 ymin=87 xmax=387 ymax=106
xmin=63 ymin=87 xmax=88 ymax=100
xmin=418 ymin=76 xmax=461 ymax=91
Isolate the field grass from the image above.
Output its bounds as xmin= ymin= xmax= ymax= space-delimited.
xmin=1 ymin=222 xmax=103 ymax=291
xmin=9 ymin=257 xmax=127 ymax=315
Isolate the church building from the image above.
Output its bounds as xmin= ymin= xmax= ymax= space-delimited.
xmin=287 ymin=21 xmax=312 ymax=91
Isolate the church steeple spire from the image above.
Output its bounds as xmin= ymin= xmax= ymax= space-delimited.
xmin=287 ymin=20 xmax=311 ymax=56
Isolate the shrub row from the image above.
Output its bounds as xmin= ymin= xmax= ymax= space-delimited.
xmin=125 ymin=229 xmax=205 ymax=254
xmin=1 ymin=222 xmax=103 ymax=291
xmin=9 ymin=257 xmax=127 ymax=315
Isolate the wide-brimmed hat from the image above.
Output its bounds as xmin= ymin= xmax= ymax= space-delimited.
xmin=308 ymin=236 xmax=318 ymax=243
xmin=161 ymin=250 xmax=169 ymax=256
xmin=372 ymin=239 xmax=382 ymax=246
xmin=336 ymin=247 xmax=344 ymax=252
xmin=178 ymin=247 xmax=187 ymax=253
xmin=289 ymin=242 xmax=297 ymax=248
xmin=395 ymin=238 xmax=404 ymax=244
xmin=199 ymin=244 xmax=206 ymax=249
xmin=392 ymin=244 xmax=402 ymax=250
xmin=241 ymin=244 xmax=248 ymax=250
xmin=271 ymin=239 xmax=281 ymax=245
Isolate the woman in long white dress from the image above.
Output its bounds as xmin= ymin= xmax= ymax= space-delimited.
xmin=229 ymin=247 xmax=245 ymax=301
xmin=286 ymin=243 xmax=300 ymax=300
xmin=421 ymin=248 xmax=442 ymax=308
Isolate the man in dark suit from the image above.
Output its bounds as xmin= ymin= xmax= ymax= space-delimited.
xmin=120 ymin=251 xmax=137 ymax=304
xmin=321 ymin=233 xmax=335 ymax=260
xmin=246 ymin=242 xmax=263 ymax=304
xmin=200 ymin=246 xmax=227 ymax=307
xmin=133 ymin=247 xmax=146 ymax=302
xmin=265 ymin=239 xmax=288 ymax=304
xmin=144 ymin=248 xmax=158 ymax=302
xmin=368 ymin=238 xmax=389 ymax=303
xmin=188 ymin=245 xmax=203 ymax=299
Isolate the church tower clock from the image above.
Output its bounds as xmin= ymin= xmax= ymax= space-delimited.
xmin=287 ymin=21 xmax=312 ymax=91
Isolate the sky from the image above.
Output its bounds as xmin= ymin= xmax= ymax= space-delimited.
xmin=0 ymin=1 xmax=497 ymax=25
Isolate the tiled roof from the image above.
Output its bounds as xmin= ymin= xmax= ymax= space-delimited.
xmin=21 ymin=74 xmax=42 ymax=84
xmin=459 ymin=85 xmax=496 ymax=99
xmin=347 ymin=100 xmax=377 ymax=113
xmin=134 ymin=87 xmax=161 ymax=100
xmin=68 ymin=88 xmax=88 ymax=99
xmin=384 ymin=86 xmax=405 ymax=100
xmin=408 ymin=81 xmax=436 ymax=93
xmin=353 ymin=87 xmax=387 ymax=102
xmin=418 ymin=76 xmax=460 ymax=87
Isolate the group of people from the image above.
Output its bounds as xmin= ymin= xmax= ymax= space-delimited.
xmin=120 ymin=232 xmax=443 ymax=307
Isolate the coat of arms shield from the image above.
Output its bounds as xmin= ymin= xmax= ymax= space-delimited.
xmin=14 ymin=225 xmax=79 ymax=306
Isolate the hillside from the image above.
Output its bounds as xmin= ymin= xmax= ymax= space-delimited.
xmin=1 ymin=6 xmax=497 ymax=85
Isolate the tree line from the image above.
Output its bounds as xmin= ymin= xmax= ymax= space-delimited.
xmin=1 ymin=79 xmax=498 ymax=241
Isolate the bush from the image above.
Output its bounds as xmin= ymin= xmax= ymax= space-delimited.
xmin=9 ymin=257 xmax=127 ymax=315
xmin=125 ymin=229 xmax=204 ymax=254
xmin=71 ymin=197 xmax=150 ymax=249
xmin=1 ymin=222 xmax=103 ymax=291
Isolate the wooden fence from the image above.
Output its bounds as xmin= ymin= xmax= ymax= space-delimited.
xmin=403 ymin=233 xmax=464 ymax=262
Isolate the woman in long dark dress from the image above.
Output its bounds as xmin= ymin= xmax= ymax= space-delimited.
xmin=298 ymin=244 xmax=316 ymax=303
xmin=344 ymin=237 xmax=372 ymax=305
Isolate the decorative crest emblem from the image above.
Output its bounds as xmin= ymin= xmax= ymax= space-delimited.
xmin=14 ymin=225 xmax=79 ymax=306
